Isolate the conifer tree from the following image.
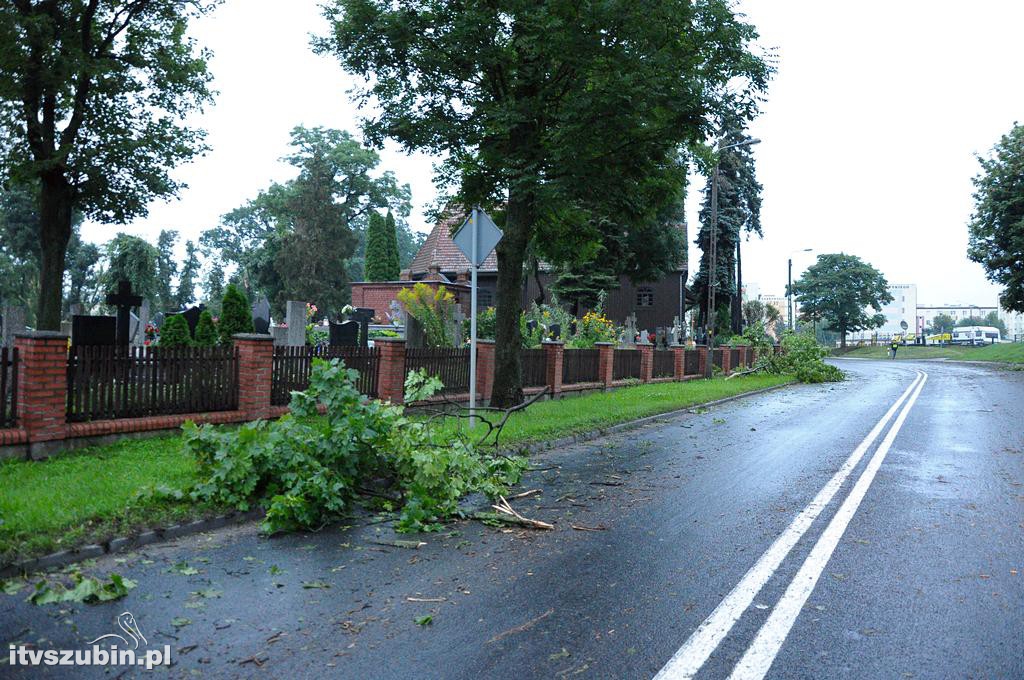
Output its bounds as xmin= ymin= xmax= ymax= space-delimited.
xmin=159 ymin=314 xmax=192 ymax=348
xmin=219 ymin=284 xmax=254 ymax=344
xmin=384 ymin=211 xmax=401 ymax=280
xmin=194 ymin=310 xmax=218 ymax=347
xmin=364 ymin=212 xmax=390 ymax=281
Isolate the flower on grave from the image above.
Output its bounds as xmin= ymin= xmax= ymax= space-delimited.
xmin=341 ymin=304 xmax=355 ymax=316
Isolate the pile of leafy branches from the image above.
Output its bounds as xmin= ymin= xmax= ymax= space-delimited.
xmin=734 ymin=324 xmax=844 ymax=383
xmin=182 ymin=361 xmax=525 ymax=533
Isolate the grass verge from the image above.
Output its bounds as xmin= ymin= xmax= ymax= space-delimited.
xmin=0 ymin=373 xmax=792 ymax=566
xmin=836 ymin=344 xmax=1024 ymax=362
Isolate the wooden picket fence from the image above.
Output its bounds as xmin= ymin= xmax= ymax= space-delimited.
xmin=1 ymin=347 xmax=17 ymax=428
xmin=66 ymin=346 xmax=239 ymax=422
xmin=562 ymin=348 xmax=600 ymax=384
xmin=271 ymin=346 xmax=380 ymax=405
xmin=405 ymin=348 xmax=470 ymax=394
xmin=520 ymin=349 xmax=548 ymax=387
xmin=612 ymin=349 xmax=642 ymax=381
xmin=653 ymin=349 xmax=675 ymax=378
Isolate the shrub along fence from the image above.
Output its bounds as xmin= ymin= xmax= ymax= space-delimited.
xmin=1 ymin=347 xmax=17 ymax=428
xmin=1 ymin=331 xmax=769 ymax=459
xmin=272 ymin=346 xmax=380 ymax=405
xmin=66 ymin=345 xmax=239 ymax=422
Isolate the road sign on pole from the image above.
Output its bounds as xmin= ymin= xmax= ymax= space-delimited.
xmin=453 ymin=208 xmax=503 ymax=426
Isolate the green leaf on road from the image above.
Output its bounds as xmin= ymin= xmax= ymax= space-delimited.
xmin=415 ymin=615 xmax=433 ymax=626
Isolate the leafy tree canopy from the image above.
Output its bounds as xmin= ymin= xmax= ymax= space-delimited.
xmin=968 ymin=122 xmax=1024 ymax=313
xmin=928 ymin=313 xmax=956 ymax=335
xmin=792 ymin=253 xmax=893 ymax=347
xmin=0 ymin=0 xmax=218 ymax=329
xmin=956 ymin=311 xmax=1008 ymax=336
xmin=102 ymin=233 xmax=159 ymax=305
xmin=319 ymin=0 xmax=770 ymax=406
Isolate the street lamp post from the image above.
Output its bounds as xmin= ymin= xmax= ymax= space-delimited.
xmin=705 ymin=137 xmax=760 ymax=378
xmin=787 ymin=248 xmax=813 ymax=333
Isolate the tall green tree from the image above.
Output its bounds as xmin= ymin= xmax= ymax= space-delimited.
xmin=203 ymin=261 xmax=225 ymax=316
xmin=792 ymin=253 xmax=893 ymax=348
xmin=320 ymin=0 xmax=768 ymax=406
xmin=363 ymin=212 xmax=391 ymax=281
xmin=0 ymin=1 xmax=217 ymax=330
xmin=155 ymin=230 xmax=179 ymax=310
xmin=968 ymin=122 xmax=1024 ymax=313
xmin=63 ymin=232 xmax=101 ymax=314
xmin=202 ymin=126 xmax=410 ymax=318
xmin=692 ymin=122 xmax=763 ymax=338
xmin=103 ymin=233 xmax=159 ymax=303
xmin=176 ymin=240 xmax=200 ymax=309
xmin=384 ymin=211 xmax=401 ymax=280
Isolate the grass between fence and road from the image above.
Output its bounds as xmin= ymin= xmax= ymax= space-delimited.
xmin=0 ymin=373 xmax=792 ymax=566
xmin=836 ymin=344 xmax=1024 ymax=363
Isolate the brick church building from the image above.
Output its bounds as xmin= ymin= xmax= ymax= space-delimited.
xmin=350 ymin=213 xmax=688 ymax=331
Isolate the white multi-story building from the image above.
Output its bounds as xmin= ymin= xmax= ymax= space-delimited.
xmin=844 ymin=284 xmax=917 ymax=342
xmin=757 ymin=294 xmax=798 ymax=329
xmin=1000 ymin=307 xmax=1024 ymax=341
xmin=917 ymin=304 xmax=999 ymax=330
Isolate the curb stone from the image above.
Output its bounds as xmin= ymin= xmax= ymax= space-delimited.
xmin=1 ymin=382 xmax=795 ymax=577
xmin=0 ymin=509 xmax=264 ymax=578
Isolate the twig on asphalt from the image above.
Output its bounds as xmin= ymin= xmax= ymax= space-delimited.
xmin=487 ymin=609 xmax=555 ymax=643
xmin=491 ymin=496 xmax=554 ymax=530
xmin=507 ymin=489 xmax=542 ymax=500
xmin=407 ymin=597 xmax=447 ymax=603
xmin=571 ymin=524 xmax=607 ymax=532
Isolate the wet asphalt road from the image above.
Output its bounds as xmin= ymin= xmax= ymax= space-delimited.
xmin=2 ymin=359 xmax=1022 ymax=679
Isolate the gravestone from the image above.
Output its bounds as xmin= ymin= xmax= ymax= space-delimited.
xmin=388 ymin=299 xmax=404 ymax=326
xmin=69 ymin=303 xmax=84 ymax=318
xmin=405 ymin=315 xmax=425 ymax=349
xmin=621 ymin=313 xmax=638 ymax=346
xmin=450 ymin=306 xmax=466 ymax=346
xmin=350 ymin=307 xmax=375 ymax=348
xmin=128 ymin=312 xmax=141 ymax=345
xmin=638 ymin=328 xmax=652 ymax=345
xmin=656 ymin=327 xmax=668 ymax=349
xmin=2 ymin=305 xmax=27 ymax=347
xmin=670 ymin=316 xmax=683 ymax=346
xmin=133 ymin=299 xmax=151 ymax=345
xmin=252 ymin=297 xmax=271 ymax=335
xmin=105 ymin=280 xmax=143 ymax=347
xmin=152 ymin=311 xmax=166 ymax=330
xmin=549 ymin=323 xmax=561 ymax=341
xmin=526 ymin=319 xmax=538 ymax=336
xmin=285 ymin=300 xmax=306 ymax=347
xmin=72 ymin=315 xmax=117 ymax=347
xmin=180 ymin=305 xmax=205 ymax=337
xmin=329 ymin=321 xmax=359 ymax=347
xmin=271 ymin=325 xmax=288 ymax=346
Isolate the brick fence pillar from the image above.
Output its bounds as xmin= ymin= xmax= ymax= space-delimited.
xmin=596 ymin=342 xmax=614 ymax=388
xmin=697 ymin=344 xmax=708 ymax=378
xmin=476 ymin=340 xmax=495 ymax=403
xmin=15 ymin=331 xmax=68 ymax=458
xmin=234 ymin=333 xmax=274 ymax=420
xmin=722 ymin=346 xmax=732 ymax=375
xmin=672 ymin=345 xmax=685 ymax=380
xmin=738 ymin=346 xmax=748 ymax=369
xmin=543 ymin=340 xmax=563 ymax=398
xmin=375 ymin=337 xmax=406 ymax=404
xmin=638 ymin=344 xmax=653 ymax=383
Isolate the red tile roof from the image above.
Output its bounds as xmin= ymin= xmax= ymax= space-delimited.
xmin=409 ymin=211 xmax=499 ymax=275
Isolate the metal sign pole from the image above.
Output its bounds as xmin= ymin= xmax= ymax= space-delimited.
xmin=469 ymin=207 xmax=478 ymax=428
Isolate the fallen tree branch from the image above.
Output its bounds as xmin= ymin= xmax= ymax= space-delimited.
xmin=487 ymin=609 xmax=554 ymax=643
xmin=491 ymin=495 xmax=555 ymax=530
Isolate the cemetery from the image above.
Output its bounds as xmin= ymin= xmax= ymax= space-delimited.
xmin=0 ymin=275 xmax=772 ymax=460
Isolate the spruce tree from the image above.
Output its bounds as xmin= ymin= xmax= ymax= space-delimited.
xmin=219 ymin=284 xmax=254 ymax=344
xmin=364 ymin=212 xmax=390 ymax=281
xmin=194 ymin=310 xmax=218 ymax=347
xmin=159 ymin=314 xmax=192 ymax=348
xmin=384 ymin=211 xmax=401 ymax=280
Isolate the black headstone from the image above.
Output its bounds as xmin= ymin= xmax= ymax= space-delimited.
xmin=180 ymin=305 xmax=205 ymax=336
xmin=329 ymin=320 xmax=360 ymax=347
xmin=252 ymin=297 xmax=271 ymax=335
xmin=549 ymin=323 xmax=561 ymax=340
xmin=105 ymin=280 xmax=143 ymax=347
xmin=72 ymin=315 xmax=117 ymax=347
xmin=350 ymin=308 xmax=375 ymax=348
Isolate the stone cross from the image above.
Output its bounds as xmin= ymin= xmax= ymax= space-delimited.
xmin=105 ymin=280 xmax=143 ymax=348
xmin=622 ymin=313 xmax=638 ymax=346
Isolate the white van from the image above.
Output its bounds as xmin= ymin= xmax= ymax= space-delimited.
xmin=951 ymin=326 xmax=1000 ymax=346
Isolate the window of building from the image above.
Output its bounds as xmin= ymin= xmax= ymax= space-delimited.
xmin=477 ymin=289 xmax=493 ymax=308
xmin=636 ymin=288 xmax=654 ymax=307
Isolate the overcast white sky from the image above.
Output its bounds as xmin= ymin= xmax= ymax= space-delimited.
xmin=81 ymin=0 xmax=1023 ymax=307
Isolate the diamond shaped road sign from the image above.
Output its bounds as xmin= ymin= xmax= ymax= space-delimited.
xmin=453 ymin=209 xmax=503 ymax=268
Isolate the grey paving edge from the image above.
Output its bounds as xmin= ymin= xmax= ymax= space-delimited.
xmin=0 ymin=509 xmax=264 ymax=578
xmin=1 ymin=381 xmax=795 ymax=577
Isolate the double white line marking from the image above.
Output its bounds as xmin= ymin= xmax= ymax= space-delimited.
xmin=655 ymin=371 xmax=928 ymax=680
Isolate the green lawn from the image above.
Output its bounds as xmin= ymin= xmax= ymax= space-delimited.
xmin=837 ymin=344 xmax=1024 ymax=363
xmin=0 ymin=374 xmax=791 ymax=565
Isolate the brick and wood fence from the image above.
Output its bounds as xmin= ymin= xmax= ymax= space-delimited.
xmin=0 ymin=331 xmax=766 ymax=460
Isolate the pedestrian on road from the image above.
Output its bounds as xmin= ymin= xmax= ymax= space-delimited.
xmin=890 ymin=338 xmax=899 ymax=359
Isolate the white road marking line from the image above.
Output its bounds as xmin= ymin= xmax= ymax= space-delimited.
xmin=728 ymin=372 xmax=929 ymax=680
xmin=653 ymin=371 xmax=924 ymax=680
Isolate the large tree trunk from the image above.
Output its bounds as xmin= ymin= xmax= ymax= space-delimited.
xmin=839 ymin=321 xmax=847 ymax=348
xmin=490 ymin=191 xmax=533 ymax=408
xmin=36 ymin=172 xmax=74 ymax=331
